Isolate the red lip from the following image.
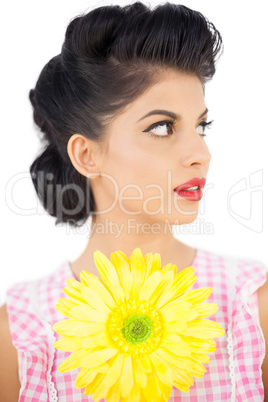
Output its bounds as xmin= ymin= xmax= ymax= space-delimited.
xmin=173 ymin=177 xmax=206 ymax=192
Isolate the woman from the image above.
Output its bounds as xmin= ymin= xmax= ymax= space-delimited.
xmin=1 ymin=1 xmax=267 ymax=401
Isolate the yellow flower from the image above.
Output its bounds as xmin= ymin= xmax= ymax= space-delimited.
xmin=53 ymin=248 xmax=225 ymax=402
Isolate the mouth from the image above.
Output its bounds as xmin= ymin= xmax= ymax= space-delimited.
xmin=173 ymin=177 xmax=206 ymax=192
xmin=173 ymin=178 xmax=206 ymax=201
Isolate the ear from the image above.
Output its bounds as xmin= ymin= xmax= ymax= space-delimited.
xmin=67 ymin=134 xmax=101 ymax=180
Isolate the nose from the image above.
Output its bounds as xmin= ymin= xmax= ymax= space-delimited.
xmin=180 ymin=131 xmax=212 ymax=167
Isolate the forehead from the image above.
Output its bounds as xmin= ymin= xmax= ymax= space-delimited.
xmin=111 ymin=70 xmax=205 ymax=125
xmin=137 ymin=70 xmax=203 ymax=103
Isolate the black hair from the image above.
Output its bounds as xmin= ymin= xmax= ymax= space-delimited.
xmin=29 ymin=1 xmax=224 ymax=227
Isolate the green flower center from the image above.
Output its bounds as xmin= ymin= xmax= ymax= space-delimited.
xmin=121 ymin=312 xmax=153 ymax=345
xmin=107 ymin=298 xmax=163 ymax=356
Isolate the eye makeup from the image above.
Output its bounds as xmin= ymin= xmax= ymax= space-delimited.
xmin=142 ymin=119 xmax=214 ymax=140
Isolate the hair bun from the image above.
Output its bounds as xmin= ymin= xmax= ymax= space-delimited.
xmin=29 ymin=89 xmax=36 ymax=108
xmin=30 ymin=142 xmax=95 ymax=226
xmin=29 ymin=87 xmax=54 ymax=143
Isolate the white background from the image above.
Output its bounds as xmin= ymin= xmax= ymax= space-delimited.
xmin=1 ymin=0 xmax=267 ymax=305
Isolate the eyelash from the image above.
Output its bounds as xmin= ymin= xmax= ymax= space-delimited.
xmin=142 ymin=119 xmax=214 ymax=140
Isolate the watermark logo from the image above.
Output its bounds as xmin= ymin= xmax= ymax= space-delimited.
xmin=227 ymin=169 xmax=263 ymax=233
xmin=5 ymin=168 xmax=264 ymax=234
xmin=5 ymin=170 xmax=208 ymax=218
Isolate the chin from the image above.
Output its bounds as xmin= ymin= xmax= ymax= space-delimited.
xmin=169 ymin=213 xmax=199 ymax=226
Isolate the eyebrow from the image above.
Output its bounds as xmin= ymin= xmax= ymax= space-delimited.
xmin=136 ymin=107 xmax=209 ymax=123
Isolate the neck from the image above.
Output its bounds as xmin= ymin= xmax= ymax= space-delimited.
xmin=69 ymin=216 xmax=196 ymax=281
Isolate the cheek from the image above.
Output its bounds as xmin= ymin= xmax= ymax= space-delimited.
xmin=105 ymin=139 xmax=162 ymax=185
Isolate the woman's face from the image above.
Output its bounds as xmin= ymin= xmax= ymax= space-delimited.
xmin=88 ymin=69 xmax=211 ymax=226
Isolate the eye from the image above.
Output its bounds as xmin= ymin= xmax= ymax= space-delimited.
xmin=142 ymin=118 xmax=214 ymax=140
xmin=142 ymin=120 xmax=175 ymax=140
xmin=197 ymin=119 xmax=214 ymax=137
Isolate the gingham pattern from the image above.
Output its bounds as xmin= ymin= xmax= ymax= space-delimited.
xmin=5 ymin=248 xmax=268 ymax=402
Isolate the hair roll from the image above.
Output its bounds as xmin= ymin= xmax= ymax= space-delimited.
xmin=29 ymin=142 xmax=95 ymax=226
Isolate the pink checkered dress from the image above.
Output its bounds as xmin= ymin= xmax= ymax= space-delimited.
xmin=5 ymin=248 xmax=268 ymax=401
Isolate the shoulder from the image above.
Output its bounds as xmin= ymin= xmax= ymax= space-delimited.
xmin=0 ymin=303 xmax=21 ymax=401
xmin=257 ymin=272 xmax=268 ymax=400
xmin=2 ymin=274 xmax=61 ymax=400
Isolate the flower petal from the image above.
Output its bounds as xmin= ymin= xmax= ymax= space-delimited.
xmin=159 ymin=299 xmax=198 ymax=323
xmin=158 ymin=380 xmax=173 ymax=401
xmin=159 ymin=299 xmax=191 ymax=314
xmin=156 ymin=347 xmax=192 ymax=370
xmin=162 ymin=263 xmax=177 ymax=275
xmin=87 ymin=353 xmax=124 ymax=401
xmin=161 ymin=333 xmax=192 ymax=357
xmin=106 ymin=381 xmax=121 ymax=402
xmin=133 ymin=358 xmax=147 ymax=389
xmin=97 ymin=362 xmax=110 ymax=373
xmin=53 ymin=335 xmax=84 ymax=351
xmin=55 ymin=297 xmax=87 ymax=317
xmin=180 ymin=287 xmax=213 ymax=304
xmin=150 ymin=351 xmax=173 ymax=386
xmin=80 ymin=347 xmax=118 ymax=368
xmin=102 ymin=353 xmax=124 ymax=390
xmin=94 ymin=251 xmax=125 ymax=304
xmin=121 ymin=382 xmax=140 ymax=402
xmin=144 ymin=253 xmax=153 ymax=278
xmin=57 ymin=349 xmax=85 ymax=372
xmin=119 ymin=355 xmax=134 ymax=398
xmin=80 ymin=270 xmax=116 ymax=309
xmin=83 ymin=362 xmax=118 ymax=399
xmin=129 ymin=248 xmax=146 ymax=299
xmin=115 ymin=250 xmax=129 ymax=263
xmin=80 ymin=285 xmax=112 ymax=314
xmin=179 ymin=335 xmax=216 ymax=353
xmin=139 ymin=355 xmax=152 ymax=373
xmin=172 ymin=366 xmax=194 ymax=391
xmin=189 ymin=302 xmax=219 ymax=318
xmin=180 ymin=356 xmax=207 ymax=378
xmin=66 ymin=278 xmax=83 ymax=291
xmin=110 ymin=251 xmax=131 ymax=275
xmin=179 ymin=318 xmax=225 ymax=339
xmin=93 ymin=250 xmax=120 ymax=286
xmin=53 ymin=318 xmax=105 ymax=336
xmin=81 ymin=331 xmax=111 ymax=349
xmin=148 ymin=270 xmax=174 ymax=305
xmin=63 ymin=286 xmax=85 ymax=304
xmin=88 ymin=372 xmax=106 ymax=400
xmin=69 ymin=305 xmax=108 ymax=322
xmin=55 ymin=303 xmax=73 ymax=318
xmin=142 ymin=374 xmax=172 ymax=401
xmin=191 ymin=352 xmax=210 ymax=364
xmin=148 ymin=253 xmax=161 ymax=276
xmin=57 ymin=297 xmax=85 ymax=309
xmin=155 ymin=267 xmax=197 ymax=309
xmin=161 ymin=342 xmax=191 ymax=358
xmin=163 ymin=308 xmax=198 ymax=324
xmin=164 ymin=320 xmax=188 ymax=333
xmin=110 ymin=252 xmax=133 ymax=300
xmin=141 ymin=372 xmax=162 ymax=399
xmin=75 ymin=367 xmax=99 ymax=388
xmin=139 ymin=270 xmax=162 ymax=301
